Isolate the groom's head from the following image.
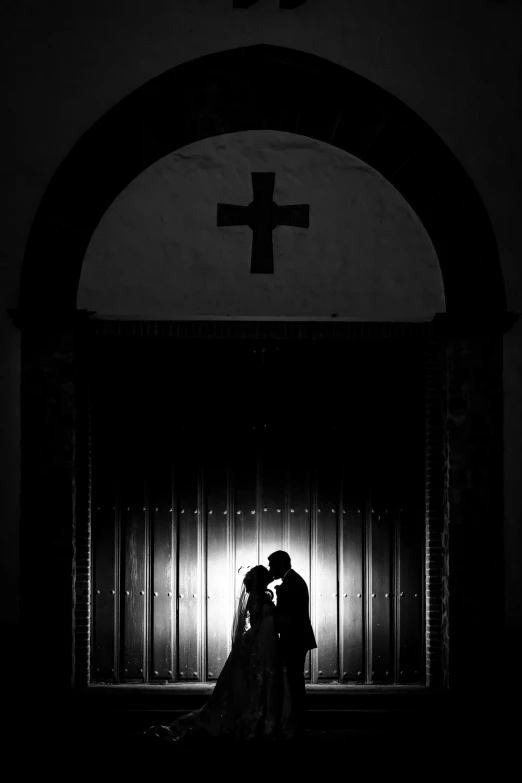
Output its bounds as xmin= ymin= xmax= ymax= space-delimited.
xmin=268 ymin=550 xmax=291 ymax=581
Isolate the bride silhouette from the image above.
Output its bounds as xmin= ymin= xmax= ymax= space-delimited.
xmin=145 ymin=564 xmax=291 ymax=744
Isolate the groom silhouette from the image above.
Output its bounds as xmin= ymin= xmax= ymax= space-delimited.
xmin=267 ymin=550 xmax=317 ymax=738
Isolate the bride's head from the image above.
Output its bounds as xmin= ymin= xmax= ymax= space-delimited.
xmin=243 ymin=565 xmax=270 ymax=594
xmin=231 ymin=565 xmax=271 ymax=646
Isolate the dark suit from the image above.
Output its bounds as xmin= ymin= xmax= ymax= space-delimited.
xmin=274 ymin=569 xmax=317 ymax=735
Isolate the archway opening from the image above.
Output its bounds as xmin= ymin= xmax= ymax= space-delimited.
xmin=17 ymin=46 xmax=506 ymax=695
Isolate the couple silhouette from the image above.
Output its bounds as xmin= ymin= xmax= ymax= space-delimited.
xmin=146 ymin=550 xmax=317 ymax=744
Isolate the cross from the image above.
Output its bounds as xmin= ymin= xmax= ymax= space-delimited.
xmin=217 ymin=172 xmax=310 ymax=273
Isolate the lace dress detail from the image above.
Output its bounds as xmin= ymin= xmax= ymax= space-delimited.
xmin=146 ymin=591 xmax=286 ymax=744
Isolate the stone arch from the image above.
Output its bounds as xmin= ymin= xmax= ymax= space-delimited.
xmin=16 ymin=46 xmax=511 ymax=696
xmin=20 ymin=44 xmax=505 ymax=316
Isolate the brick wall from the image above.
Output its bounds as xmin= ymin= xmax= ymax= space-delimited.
xmin=74 ymin=321 xmax=92 ymax=688
xmin=19 ymin=315 xmax=77 ymax=693
xmin=425 ymin=340 xmax=446 ymax=687
xmin=444 ymin=332 xmax=504 ymax=689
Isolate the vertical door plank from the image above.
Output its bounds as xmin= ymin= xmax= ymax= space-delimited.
xmin=121 ymin=445 xmax=147 ymax=680
xmin=260 ymin=429 xmax=284 ymax=567
xmin=397 ymin=507 xmax=422 ymax=683
xmin=233 ymin=431 xmax=258 ymax=598
xmin=151 ymin=435 xmax=174 ymax=681
xmin=315 ymin=440 xmax=339 ymax=680
xmin=393 ymin=345 xmax=424 ymax=684
xmin=341 ymin=452 xmax=365 ymax=682
xmin=287 ymin=432 xmax=312 ymax=677
xmin=286 ymin=434 xmax=311 ymax=592
xmin=370 ymin=501 xmax=393 ymax=682
xmin=92 ymin=436 xmax=117 ymax=681
xmin=205 ymin=447 xmax=230 ymax=681
xmin=367 ymin=349 xmax=394 ymax=684
xmin=397 ymin=505 xmax=423 ymax=682
xmin=177 ymin=434 xmax=200 ymax=682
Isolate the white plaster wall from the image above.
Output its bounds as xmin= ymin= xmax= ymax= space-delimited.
xmin=79 ymin=132 xmax=444 ymax=320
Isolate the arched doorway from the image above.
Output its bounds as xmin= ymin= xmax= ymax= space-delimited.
xmin=17 ymin=45 xmax=507 ymax=693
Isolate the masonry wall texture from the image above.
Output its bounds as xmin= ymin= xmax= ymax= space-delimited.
xmin=445 ymin=332 xmax=504 ymax=687
xmin=425 ymin=341 xmax=445 ymax=688
xmin=19 ymin=319 xmax=78 ymax=688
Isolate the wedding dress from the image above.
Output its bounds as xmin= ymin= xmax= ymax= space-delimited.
xmin=145 ymin=586 xmax=291 ymax=744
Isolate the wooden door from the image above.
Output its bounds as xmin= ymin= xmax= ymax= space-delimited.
xmin=91 ymin=336 xmax=425 ymax=684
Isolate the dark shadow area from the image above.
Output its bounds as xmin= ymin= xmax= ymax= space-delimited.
xmin=7 ymin=684 xmax=516 ymax=777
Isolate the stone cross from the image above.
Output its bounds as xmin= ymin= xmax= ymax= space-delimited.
xmin=217 ymin=172 xmax=310 ymax=273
